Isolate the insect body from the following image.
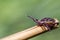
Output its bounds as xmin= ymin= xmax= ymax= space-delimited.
xmin=28 ymin=16 xmax=59 ymax=30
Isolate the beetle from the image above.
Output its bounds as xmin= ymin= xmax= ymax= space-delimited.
xmin=28 ymin=16 xmax=59 ymax=30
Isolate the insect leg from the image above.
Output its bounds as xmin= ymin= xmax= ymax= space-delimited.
xmin=44 ymin=24 xmax=51 ymax=30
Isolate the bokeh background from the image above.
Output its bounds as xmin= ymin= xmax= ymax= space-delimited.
xmin=0 ymin=0 xmax=60 ymax=40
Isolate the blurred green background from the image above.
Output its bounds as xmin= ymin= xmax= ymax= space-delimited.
xmin=0 ymin=0 xmax=60 ymax=40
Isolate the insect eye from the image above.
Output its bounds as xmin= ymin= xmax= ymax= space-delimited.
xmin=56 ymin=23 xmax=59 ymax=25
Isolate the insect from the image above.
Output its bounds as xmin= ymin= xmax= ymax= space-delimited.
xmin=28 ymin=16 xmax=59 ymax=30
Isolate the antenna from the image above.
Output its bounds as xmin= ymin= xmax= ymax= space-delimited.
xmin=28 ymin=16 xmax=38 ymax=23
